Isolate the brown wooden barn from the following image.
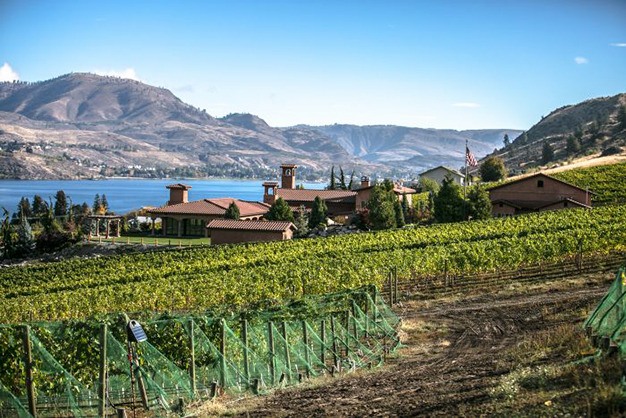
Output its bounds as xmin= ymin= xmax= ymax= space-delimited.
xmin=489 ymin=173 xmax=592 ymax=217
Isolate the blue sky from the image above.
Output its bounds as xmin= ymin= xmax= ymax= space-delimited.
xmin=1 ymin=0 xmax=625 ymax=130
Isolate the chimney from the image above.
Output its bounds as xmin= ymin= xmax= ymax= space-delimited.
xmin=280 ymin=164 xmax=297 ymax=189
xmin=263 ymin=182 xmax=278 ymax=205
xmin=360 ymin=176 xmax=370 ymax=188
xmin=166 ymin=183 xmax=191 ymax=205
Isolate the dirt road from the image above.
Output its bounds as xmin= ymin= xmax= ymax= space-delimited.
xmin=207 ymin=273 xmax=615 ymax=417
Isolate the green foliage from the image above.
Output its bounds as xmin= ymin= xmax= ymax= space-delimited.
xmin=53 ymin=190 xmax=68 ymax=217
xmin=14 ymin=215 xmax=35 ymax=258
xmin=224 ymin=202 xmax=240 ymax=220
xmin=1 ymin=204 xmax=626 ymax=322
xmin=367 ymin=180 xmax=397 ymax=230
xmin=466 ymin=185 xmax=492 ymax=220
xmin=419 ymin=177 xmax=440 ymax=194
xmin=503 ymin=133 xmax=511 ymax=147
xmin=265 ymin=198 xmax=294 ymax=222
xmin=329 ymin=166 xmax=336 ymax=190
xmin=394 ymin=199 xmax=405 ymax=228
xmin=433 ymin=176 xmax=464 ymax=223
xmin=480 ymin=156 xmax=508 ymax=182
xmin=618 ymin=105 xmax=626 ymax=130
xmin=308 ymin=196 xmax=327 ymax=228
xmin=541 ymin=141 xmax=555 ymax=165
xmin=32 ymin=195 xmax=48 ymax=217
xmin=566 ymin=135 xmax=581 ymax=156
xmin=552 ymin=162 xmax=626 ymax=204
xmin=17 ymin=197 xmax=32 ymax=218
xmin=293 ymin=205 xmax=309 ymax=237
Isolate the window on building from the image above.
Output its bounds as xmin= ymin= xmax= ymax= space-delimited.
xmin=537 ymin=180 xmax=544 ymax=188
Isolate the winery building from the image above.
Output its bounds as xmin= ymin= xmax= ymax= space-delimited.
xmin=207 ymin=219 xmax=296 ymax=245
xmin=489 ymin=173 xmax=592 ymax=217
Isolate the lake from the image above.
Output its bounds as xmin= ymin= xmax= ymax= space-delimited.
xmin=0 ymin=179 xmax=326 ymax=215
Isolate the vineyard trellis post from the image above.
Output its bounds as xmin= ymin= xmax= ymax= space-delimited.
xmin=242 ymin=319 xmax=250 ymax=385
xmin=188 ymin=320 xmax=196 ymax=398
xmin=219 ymin=319 xmax=226 ymax=389
xmin=268 ymin=321 xmax=276 ymax=385
xmin=302 ymin=320 xmax=310 ymax=377
xmin=330 ymin=316 xmax=338 ymax=370
xmin=98 ymin=323 xmax=108 ymax=418
xmin=281 ymin=321 xmax=291 ymax=382
xmin=320 ymin=319 xmax=326 ymax=370
xmin=21 ymin=325 xmax=37 ymax=418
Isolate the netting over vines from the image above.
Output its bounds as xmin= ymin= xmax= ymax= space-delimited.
xmin=0 ymin=286 xmax=400 ymax=417
xmin=584 ymin=266 xmax=626 ymax=355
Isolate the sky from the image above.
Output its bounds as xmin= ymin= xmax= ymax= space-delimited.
xmin=1 ymin=0 xmax=625 ymax=130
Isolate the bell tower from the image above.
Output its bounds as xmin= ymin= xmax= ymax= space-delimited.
xmin=280 ymin=164 xmax=297 ymax=189
xmin=263 ymin=181 xmax=278 ymax=205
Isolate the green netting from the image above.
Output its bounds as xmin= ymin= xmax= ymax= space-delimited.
xmin=0 ymin=286 xmax=400 ymax=416
xmin=585 ymin=267 xmax=626 ymax=354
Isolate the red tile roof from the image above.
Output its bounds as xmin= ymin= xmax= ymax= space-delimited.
xmin=166 ymin=183 xmax=192 ymax=190
xmin=149 ymin=198 xmax=270 ymax=216
xmin=276 ymin=189 xmax=356 ymax=203
xmin=207 ymin=219 xmax=296 ymax=232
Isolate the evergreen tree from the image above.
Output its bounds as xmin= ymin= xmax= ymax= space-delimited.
xmin=339 ymin=167 xmax=347 ymax=190
xmin=347 ymin=170 xmax=355 ymax=190
xmin=329 ymin=166 xmax=336 ymax=190
xmin=401 ymin=193 xmax=409 ymax=220
xmin=433 ymin=176 xmax=464 ymax=223
xmin=466 ymin=185 xmax=492 ymax=220
xmin=14 ymin=214 xmax=35 ymax=258
xmin=618 ymin=105 xmax=626 ymax=130
xmin=541 ymin=141 xmax=555 ymax=164
xmin=93 ymin=194 xmax=101 ymax=214
xmin=308 ymin=196 xmax=328 ymax=228
xmin=503 ymin=133 xmax=511 ymax=147
xmin=479 ymin=156 xmax=507 ymax=182
xmin=101 ymin=194 xmax=109 ymax=213
xmin=17 ymin=197 xmax=32 ymax=218
xmin=367 ymin=180 xmax=397 ymax=230
xmin=0 ymin=208 xmax=16 ymax=259
xmin=224 ymin=202 xmax=240 ymax=220
xmin=265 ymin=198 xmax=294 ymax=222
xmin=566 ymin=135 xmax=581 ymax=156
xmin=32 ymin=195 xmax=48 ymax=217
xmin=293 ymin=205 xmax=310 ymax=237
xmin=54 ymin=190 xmax=68 ymax=217
xmin=394 ymin=199 xmax=405 ymax=228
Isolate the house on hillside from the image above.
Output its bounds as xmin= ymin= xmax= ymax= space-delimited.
xmin=207 ymin=219 xmax=296 ymax=245
xmin=263 ymin=164 xmax=357 ymax=216
xmin=488 ymin=173 xmax=592 ymax=217
xmin=148 ymin=184 xmax=270 ymax=236
xmin=419 ymin=166 xmax=465 ymax=186
xmin=354 ymin=176 xmax=417 ymax=210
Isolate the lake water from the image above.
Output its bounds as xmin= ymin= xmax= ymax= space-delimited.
xmin=0 ymin=179 xmax=325 ymax=215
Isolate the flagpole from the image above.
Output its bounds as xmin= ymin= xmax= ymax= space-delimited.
xmin=464 ymin=139 xmax=468 ymax=200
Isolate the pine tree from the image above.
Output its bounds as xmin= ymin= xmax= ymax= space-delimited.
xmin=339 ymin=167 xmax=347 ymax=190
xmin=293 ymin=205 xmax=309 ymax=237
xmin=101 ymin=194 xmax=109 ymax=214
xmin=54 ymin=190 xmax=68 ymax=217
xmin=265 ymin=198 xmax=294 ymax=222
xmin=32 ymin=195 xmax=48 ymax=217
xmin=433 ymin=176 xmax=464 ymax=223
xmin=466 ymin=185 xmax=492 ymax=220
xmin=394 ymin=199 xmax=405 ymax=228
xmin=93 ymin=194 xmax=101 ymax=214
xmin=14 ymin=214 xmax=35 ymax=258
xmin=566 ymin=135 xmax=581 ymax=156
xmin=541 ymin=141 xmax=554 ymax=165
xmin=17 ymin=197 xmax=32 ymax=218
xmin=503 ymin=133 xmax=510 ymax=147
xmin=401 ymin=193 xmax=409 ymax=220
xmin=224 ymin=202 xmax=240 ymax=220
xmin=329 ymin=166 xmax=336 ymax=190
xmin=308 ymin=196 xmax=328 ymax=228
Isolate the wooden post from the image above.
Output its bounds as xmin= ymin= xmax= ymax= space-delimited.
xmin=242 ymin=319 xmax=250 ymax=385
xmin=220 ymin=319 xmax=226 ymax=389
xmin=189 ymin=320 xmax=196 ymax=398
xmin=394 ymin=267 xmax=398 ymax=303
xmin=98 ymin=324 xmax=108 ymax=418
xmin=351 ymin=302 xmax=359 ymax=341
xmin=268 ymin=321 xmax=276 ymax=385
xmin=22 ymin=325 xmax=37 ymax=418
xmin=330 ymin=316 xmax=338 ymax=368
xmin=281 ymin=321 xmax=291 ymax=381
xmin=388 ymin=271 xmax=393 ymax=306
xmin=364 ymin=297 xmax=369 ymax=339
xmin=320 ymin=319 xmax=326 ymax=370
xmin=136 ymin=368 xmax=149 ymax=410
xmin=302 ymin=320 xmax=310 ymax=376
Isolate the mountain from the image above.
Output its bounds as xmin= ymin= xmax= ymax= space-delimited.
xmin=0 ymin=73 xmax=518 ymax=180
xmin=484 ymin=93 xmax=626 ymax=175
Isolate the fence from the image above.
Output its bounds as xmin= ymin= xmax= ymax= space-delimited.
xmin=0 ymin=286 xmax=400 ymax=417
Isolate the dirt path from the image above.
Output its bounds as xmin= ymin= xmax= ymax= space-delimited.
xmin=210 ymin=276 xmax=611 ymax=417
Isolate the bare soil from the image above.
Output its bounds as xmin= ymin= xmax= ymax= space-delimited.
xmin=197 ymin=272 xmax=620 ymax=417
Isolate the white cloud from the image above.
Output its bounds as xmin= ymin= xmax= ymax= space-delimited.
xmin=0 ymin=62 xmax=20 ymax=82
xmin=93 ymin=68 xmax=140 ymax=81
xmin=452 ymin=102 xmax=480 ymax=108
xmin=610 ymin=43 xmax=626 ymax=47
xmin=574 ymin=56 xmax=589 ymax=64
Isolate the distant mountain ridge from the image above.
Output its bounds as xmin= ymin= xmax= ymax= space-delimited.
xmin=0 ymin=73 xmax=520 ymax=179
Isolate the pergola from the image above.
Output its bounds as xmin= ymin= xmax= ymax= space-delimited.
xmin=87 ymin=215 xmax=124 ymax=238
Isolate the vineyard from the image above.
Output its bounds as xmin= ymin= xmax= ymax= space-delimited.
xmin=0 ymin=287 xmax=400 ymax=417
xmin=551 ymin=162 xmax=626 ymax=204
xmin=1 ymin=204 xmax=626 ymax=323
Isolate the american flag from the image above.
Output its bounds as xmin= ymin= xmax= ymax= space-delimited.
xmin=466 ymin=146 xmax=478 ymax=167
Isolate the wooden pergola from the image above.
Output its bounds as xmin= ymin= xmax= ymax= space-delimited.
xmin=87 ymin=215 xmax=124 ymax=238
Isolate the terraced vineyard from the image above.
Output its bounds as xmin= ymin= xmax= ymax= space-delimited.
xmin=552 ymin=162 xmax=626 ymax=204
xmin=2 ymin=204 xmax=626 ymax=323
